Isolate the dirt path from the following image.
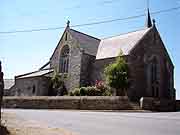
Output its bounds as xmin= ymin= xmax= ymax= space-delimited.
xmin=2 ymin=111 xmax=77 ymax=135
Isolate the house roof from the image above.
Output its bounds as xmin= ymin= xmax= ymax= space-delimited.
xmin=39 ymin=61 xmax=50 ymax=70
xmin=4 ymin=79 xmax=14 ymax=90
xmin=96 ymin=28 xmax=151 ymax=60
xmin=16 ymin=69 xmax=53 ymax=79
xmin=69 ymin=29 xmax=100 ymax=56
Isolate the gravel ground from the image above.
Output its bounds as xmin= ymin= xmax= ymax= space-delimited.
xmin=2 ymin=111 xmax=77 ymax=135
xmin=2 ymin=109 xmax=180 ymax=135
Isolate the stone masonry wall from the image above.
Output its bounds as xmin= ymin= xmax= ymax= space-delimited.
xmin=2 ymin=96 xmax=135 ymax=110
xmin=13 ymin=77 xmax=50 ymax=96
xmin=50 ymin=29 xmax=82 ymax=91
xmin=140 ymin=97 xmax=176 ymax=112
xmin=90 ymin=57 xmax=116 ymax=84
xmin=176 ymin=100 xmax=180 ymax=111
xmin=129 ymin=26 xmax=174 ymax=100
xmin=80 ymin=53 xmax=96 ymax=86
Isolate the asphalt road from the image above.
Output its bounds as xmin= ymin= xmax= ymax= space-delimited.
xmin=3 ymin=109 xmax=180 ymax=135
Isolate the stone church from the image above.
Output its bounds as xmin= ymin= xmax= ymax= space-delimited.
xmin=10 ymin=10 xmax=175 ymax=101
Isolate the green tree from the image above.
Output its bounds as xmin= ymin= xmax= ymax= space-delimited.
xmin=50 ymin=69 xmax=67 ymax=96
xmin=104 ymin=51 xmax=128 ymax=96
xmin=51 ymin=70 xmax=63 ymax=89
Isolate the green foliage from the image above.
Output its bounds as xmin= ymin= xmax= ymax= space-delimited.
xmin=50 ymin=69 xmax=69 ymax=96
xmin=73 ymin=88 xmax=80 ymax=96
xmin=51 ymin=70 xmax=64 ymax=89
xmin=102 ymin=89 xmax=112 ymax=96
xmin=104 ymin=51 xmax=128 ymax=95
xmin=86 ymin=86 xmax=100 ymax=96
xmin=69 ymin=82 xmax=112 ymax=96
xmin=79 ymin=87 xmax=88 ymax=96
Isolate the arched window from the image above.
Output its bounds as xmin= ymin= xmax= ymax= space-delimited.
xmin=150 ymin=58 xmax=160 ymax=97
xmin=59 ymin=45 xmax=69 ymax=73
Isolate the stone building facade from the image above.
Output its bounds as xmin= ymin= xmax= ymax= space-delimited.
xmin=10 ymin=11 xmax=175 ymax=101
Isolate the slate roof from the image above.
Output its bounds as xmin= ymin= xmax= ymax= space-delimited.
xmin=70 ymin=29 xmax=100 ymax=56
xmin=4 ymin=79 xmax=14 ymax=90
xmin=96 ymin=28 xmax=151 ymax=60
xmin=39 ymin=61 xmax=50 ymax=70
xmin=16 ymin=69 xmax=53 ymax=79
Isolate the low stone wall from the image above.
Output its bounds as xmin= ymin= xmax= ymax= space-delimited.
xmin=176 ymin=100 xmax=180 ymax=111
xmin=2 ymin=96 xmax=135 ymax=110
xmin=140 ymin=97 xmax=176 ymax=112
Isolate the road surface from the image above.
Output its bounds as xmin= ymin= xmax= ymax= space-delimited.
xmin=2 ymin=109 xmax=180 ymax=135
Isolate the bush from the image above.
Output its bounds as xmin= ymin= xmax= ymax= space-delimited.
xmin=86 ymin=86 xmax=100 ymax=96
xmin=69 ymin=82 xmax=112 ymax=96
xmin=50 ymin=70 xmax=67 ymax=96
xmin=102 ymin=89 xmax=112 ymax=96
xmin=73 ymin=88 xmax=80 ymax=96
xmin=95 ymin=80 xmax=106 ymax=93
xmin=79 ymin=87 xmax=88 ymax=96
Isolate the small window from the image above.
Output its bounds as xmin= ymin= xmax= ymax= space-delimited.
xmin=32 ymin=85 xmax=36 ymax=94
xmin=65 ymin=33 xmax=68 ymax=41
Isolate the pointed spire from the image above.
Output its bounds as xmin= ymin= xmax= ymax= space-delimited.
xmin=152 ymin=19 xmax=156 ymax=26
xmin=145 ymin=8 xmax=152 ymax=28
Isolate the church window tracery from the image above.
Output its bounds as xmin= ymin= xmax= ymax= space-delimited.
xmin=59 ymin=45 xmax=69 ymax=73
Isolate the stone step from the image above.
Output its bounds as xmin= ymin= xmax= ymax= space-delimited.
xmin=129 ymin=102 xmax=141 ymax=110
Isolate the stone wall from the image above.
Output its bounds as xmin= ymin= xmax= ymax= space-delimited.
xmin=129 ymin=26 xmax=174 ymax=100
xmin=91 ymin=57 xmax=116 ymax=84
xmin=3 ymin=96 xmax=135 ymax=110
xmin=13 ymin=76 xmax=50 ymax=96
xmin=50 ymin=29 xmax=82 ymax=91
xmin=140 ymin=97 xmax=176 ymax=112
xmin=80 ymin=53 xmax=96 ymax=86
xmin=176 ymin=100 xmax=180 ymax=111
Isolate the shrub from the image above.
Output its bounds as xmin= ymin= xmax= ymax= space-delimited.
xmin=86 ymin=86 xmax=100 ymax=96
xmin=69 ymin=91 xmax=74 ymax=96
xmin=102 ymin=89 xmax=112 ymax=96
xmin=79 ymin=87 xmax=88 ymax=96
xmin=73 ymin=88 xmax=80 ymax=96
xmin=95 ymin=80 xmax=106 ymax=93
xmin=51 ymin=70 xmax=64 ymax=89
xmin=104 ymin=51 xmax=128 ymax=95
xmin=69 ymin=82 xmax=112 ymax=96
xmin=50 ymin=69 xmax=68 ymax=96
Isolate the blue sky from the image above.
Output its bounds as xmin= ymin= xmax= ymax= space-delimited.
xmin=0 ymin=0 xmax=180 ymax=98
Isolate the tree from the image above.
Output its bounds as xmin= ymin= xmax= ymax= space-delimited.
xmin=50 ymin=69 xmax=67 ymax=96
xmin=104 ymin=51 xmax=128 ymax=96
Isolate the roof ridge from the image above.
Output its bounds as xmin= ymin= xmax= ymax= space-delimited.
xmin=16 ymin=70 xmax=39 ymax=78
xmin=16 ymin=69 xmax=53 ymax=79
xmin=70 ymin=28 xmax=100 ymax=41
xmin=101 ymin=27 xmax=150 ymax=40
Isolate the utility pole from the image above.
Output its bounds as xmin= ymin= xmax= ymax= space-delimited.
xmin=0 ymin=61 xmax=4 ymax=125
